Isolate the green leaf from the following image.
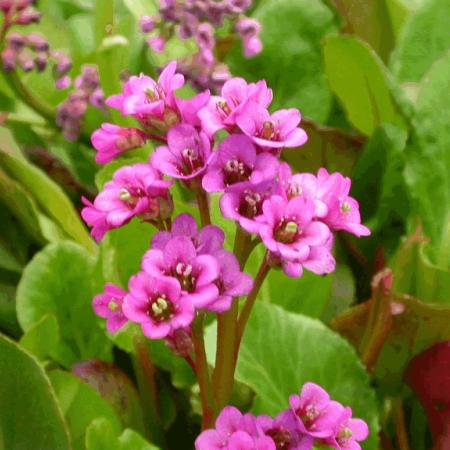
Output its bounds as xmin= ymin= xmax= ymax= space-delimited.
xmin=86 ymin=417 xmax=159 ymax=450
xmin=0 ymin=335 xmax=70 ymax=450
xmin=323 ymin=35 xmax=404 ymax=135
xmin=50 ymin=370 xmax=121 ymax=450
xmin=404 ymin=52 xmax=450 ymax=267
xmin=227 ymin=0 xmax=337 ymax=122
xmin=16 ymin=241 xmax=112 ymax=366
xmin=122 ymin=0 xmax=156 ymax=19
xmin=236 ymin=302 xmax=379 ymax=449
xmin=390 ymin=0 xmax=450 ymax=82
xmin=0 ymin=151 xmax=96 ymax=253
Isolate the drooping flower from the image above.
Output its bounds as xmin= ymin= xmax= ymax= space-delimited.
xmin=81 ymin=163 xmax=173 ymax=241
xmin=220 ymin=179 xmax=282 ymax=234
xmin=123 ymin=272 xmax=194 ymax=339
xmin=152 ymin=213 xmax=225 ymax=255
xmin=236 ymin=104 xmax=307 ymax=151
xmin=207 ymin=249 xmax=254 ymax=312
xmin=323 ymin=407 xmax=369 ymax=450
xmin=315 ymin=169 xmax=370 ymax=237
xmin=198 ymin=77 xmax=272 ymax=136
xmin=257 ymin=195 xmax=333 ymax=277
xmin=142 ymin=236 xmax=221 ymax=310
xmin=92 ymin=283 xmax=128 ymax=332
xmin=151 ymin=124 xmax=211 ymax=180
xmin=289 ymin=383 xmax=343 ymax=440
xmin=91 ymin=123 xmax=147 ymax=164
xmin=202 ymin=134 xmax=279 ymax=193
xmin=235 ymin=18 xmax=263 ymax=58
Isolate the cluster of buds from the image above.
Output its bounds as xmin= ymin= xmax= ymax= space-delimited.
xmin=139 ymin=0 xmax=262 ymax=92
xmin=56 ymin=65 xmax=106 ymax=141
xmin=196 ymin=383 xmax=369 ymax=450
xmin=0 ymin=1 xmax=72 ymax=88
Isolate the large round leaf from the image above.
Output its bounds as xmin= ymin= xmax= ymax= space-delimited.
xmin=0 ymin=335 xmax=70 ymax=450
xmin=236 ymin=302 xmax=379 ymax=449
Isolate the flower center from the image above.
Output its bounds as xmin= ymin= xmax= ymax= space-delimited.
xmin=180 ymin=147 xmax=203 ymax=175
xmin=274 ymin=219 xmax=300 ymax=244
xmin=288 ymin=182 xmax=302 ymax=198
xmin=266 ymin=428 xmax=292 ymax=450
xmin=216 ymin=99 xmax=231 ymax=117
xmin=340 ymin=201 xmax=351 ymax=213
xmin=297 ymin=404 xmax=320 ymax=428
xmin=239 ymin=190 xmax=263 ymax=218
xmin=260 ymin=120 xmax=277 ymax=140
xmin=148 ymin=295 xmax=173 ymax=322
xmin=337 ymin=426 xmax=353 ymax=444
xmin=108 ymin=299 xmax=119 ymax=312
xmin=174 ymin=262 xmax=195 ymax=292
xmin=223 ymin=159 xmax=252 ymax=185
xmin=118 ymin=187 xmax=142 ymax=208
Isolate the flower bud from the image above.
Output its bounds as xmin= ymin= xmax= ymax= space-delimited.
xmin=140 ymin=15 xmax=155 ymax=33
xmin=165 ymin=328 xmax=194 ymax=357
xmin=55 ymin=75 xmax=71 ymax=89
xmin=34 ymin=52 xmax=48 ymax=71
xmin=26 ymin=32 xmax=49 ymax=51
xmin=7 ymin=32 xmax=25 ymax=51
xmin=15 ymin=9 xmax=41 ymax=24
xmin=17 ymin=50 xmax=34 ymax=71
xmin=1 ymin=47 xmax=16 ymax=72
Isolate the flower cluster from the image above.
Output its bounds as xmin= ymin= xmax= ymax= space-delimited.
xmin=140 ymin=0 xmax=262 ymax=92
xmin=56 ymin=64 xmax=106 ymax=141
xmin=196 ymin=382 xmax=369 ymax=450
xmin=92 ymin=213 xmax=253 ymax=341
xmin=0 ymin=2 xmax=71 ymax=87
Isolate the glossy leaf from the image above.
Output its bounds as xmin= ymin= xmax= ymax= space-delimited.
xmin=0 ymin=335 xmax=70 ymax=450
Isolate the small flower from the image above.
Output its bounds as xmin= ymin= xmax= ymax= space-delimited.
xmin=236 ymin=104 xmax=307 ymax=151
xmin=151 ymin=124 xmax=211 ymax=180
xmin=91 ymin=123 xmax=147 ymax=164
xmin=142 ymin=236 xmax=220 ymax=309
xmin=92 ymin=283 xmax=128 ymax=332
xmin=198 ymin=77 xmax=272 ymax=136
xmin=81 ymin=163 xmax=172 ymax=241
xmin=220 ymin=180 xmax=282 ymax=234
xmin=202 ymin=134 xmax=279 ymax=193
xmin=147 ymin=35 xmax=166 ymax=53
xmin=323 ymin=407 xmax=369 ymax=450
xmin=140 ymin=15 xmax=156 ymax=33
xmin=289 ymin=382 xmax=343 ymax=439
xmin=123 ymin=272 xmax=194 ymax=339
xmin=207 ymin=249 xmax=253 ymax=312
xmin=228 ymin=431 xmax=276 ymax=450
xmin=152 ymin=213 xmax=225 ymax=255
xmin=316 ymin=168 xmax=370 ymax=237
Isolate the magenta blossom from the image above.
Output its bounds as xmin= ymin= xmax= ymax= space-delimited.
xmin=236 ymin=104 xmax=307 ymax=151
xmin=152 ymin=213 xmax=225 ymax=255
xmin=151 ymin=124 xmax=211 ymax=180
xmin=142 ymin=236 xmax=220 ymax=310
xmin=316 ymin=169 xmax=370 ymax=237
xmin=258 ymin=195 xmax=332 ymax=277
xmin=220 ymin=180 xmax=282 ymax=234
xmin=202 ymin=134 xmax=279 ymax=192
xmin=106 ymin=61 xmax=183 ymax=127
xmin=81 ymin=163 xmax=172 ymax=241
xmin=289 ymin=383 xmax=343 ymax=440
xmin=123 ymin=272 xmax=194 ymax=339
xmin=198 ymin=77 xmax=272 ymax=136
xmin=228 ymin=432 xmax=276 ymax=450
xmin=323 ymin=407 xmax=369 ymax=450
xmin=92 ymin=283 xmax=128 ymax=332
xmin=207 ymin=249 xmax=253 ymax=312
xmin=195 ymin=406 xmax=262 ymax=450
xmin=91 ymin=123 xmax=147 ymax=164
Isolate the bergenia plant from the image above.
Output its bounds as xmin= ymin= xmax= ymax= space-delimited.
xmin=84 ymin=60 xmax=370 ymax=449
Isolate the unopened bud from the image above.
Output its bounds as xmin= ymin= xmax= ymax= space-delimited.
xmin=26 ymin=32 xmax=49 ymax=51
xmin=140 ymin=15 xmax=155 ymax=33
xmin=34 ymin=52 xmax=47 ymax=71
xmin=165 ymin=329 xmax=194 ymax=357
xmin=15 ymin=9 xmax=41 ymax=24
xmin=7 ymin=32 xmax=25 ymax=51
xmin=1 ymin=47 xmax=16 ymax=71
xmin=18 ymin=50 xmax=34 ymax=71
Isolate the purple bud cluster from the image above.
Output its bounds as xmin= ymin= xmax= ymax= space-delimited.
xmin=0 ymin=0 xmax=41 ymax=24
xmin=56 ymin=65 xmax=106 ymax=141
xmin=139 ymin=0 xmax=262 ymax=91
xmin=196 ymin=383 xmax=369 ymax=450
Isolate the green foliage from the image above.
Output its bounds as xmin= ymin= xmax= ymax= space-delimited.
xmin=16 ymin=242 xmax=112 ymax=366
xmin=0 ymin=335 xmax=70 ymax=450
xmin=236 ymin=302 xmax=379 ymax=449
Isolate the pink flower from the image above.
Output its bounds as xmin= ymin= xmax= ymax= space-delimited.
xmin=257 ymin=196 xmax=334 ymax=277
xmin=316 ymin=169 xmax=370 ymax=237
xmin=228 ymin=432 xmax=276 ymax=450
xmin=92 ymin=283 xmax=128 ymax=332
xmin=236 ymin=104 xmax=307 ymax=151
xmin=323 ymin=407 xmax=369 ymax=450
xmin=198 ymin=77 xmax=272 ymax=136
xmin=81 ymin=163 xmax=172 ymax=241
xmin=151 ymin=124 xmax=211 ymax=180
xmin=91 ymin=123 xmax=147 ymax=164
xmin=106 ymin=61 xmax=184 ymax=126
xmin=152 ymin=213 xmax=225 ymax=255
xmin=289 ymin=383 xmax=343 ymax=440
xmin=123 ymin=272 xmax=194 ymax=339
xmin=142 ymin=236 xmax=220 ymax=310
xmin=220 ymin=180 xmax=282 ymax=234
xmin=147 ymin=35 xmax=166 ymax=52
xmin=202 ymin=134 xmax=279 ymax=193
